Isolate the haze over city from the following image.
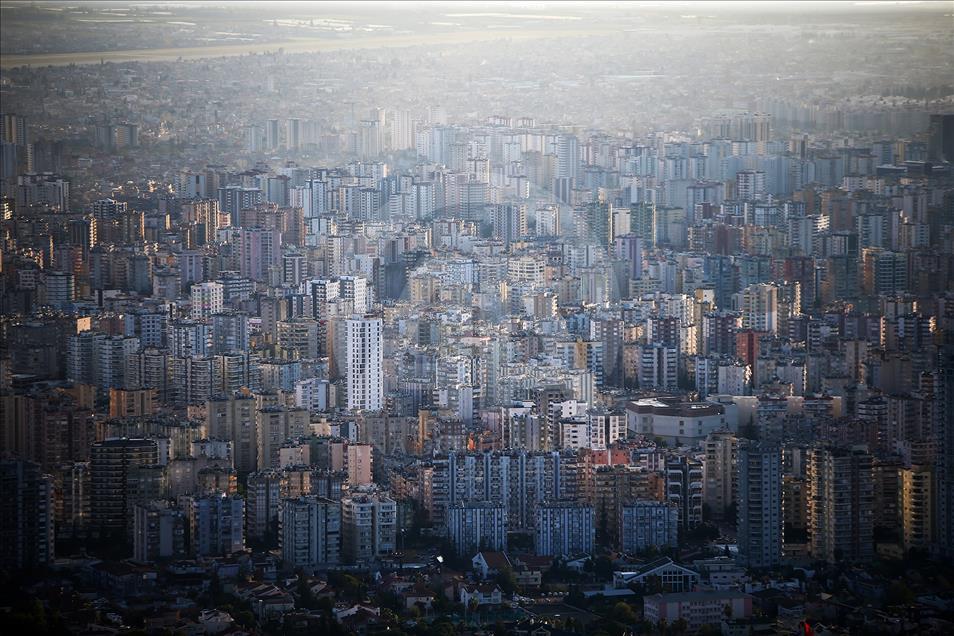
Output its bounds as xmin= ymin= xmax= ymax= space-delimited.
xmin=1 ymin=1 xmax=954 ymax=635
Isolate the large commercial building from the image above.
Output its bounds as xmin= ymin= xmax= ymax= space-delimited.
xmin=638 ymin=344 xmax=679 ymax=392
xmin=67 ymin=333 xmax=140 ymax=391
xmin=191 ymin=281 xmax=224 ymax=320
xmin=255 ymin=406 xmax=309 ymax=470
xmin=739 ymin=283 xmax=778 ymax=335
xmin=211 ymin=311 xmax=249 ymax=354
xmin=626 ymin=399 xmax=727 ymax=446
xmin=427 ymin=450 xmax=579 ymax=530
xmin=346 ymin=443 xmax=373 ymax=487
xmin=43 ymin=270 xmax=75 ymax=309
xmin=206 ymin=394 xmax=257 ymax=472
xmin=277 ymin=319 xmax=320 ymax=360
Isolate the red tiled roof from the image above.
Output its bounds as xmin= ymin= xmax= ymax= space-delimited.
xmin=477 ymin=551 xmax=511 ymax=570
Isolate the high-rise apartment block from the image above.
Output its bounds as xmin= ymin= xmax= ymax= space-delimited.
xmin=246 ymin=469 xmax=283 ymax=542
xmin=187 ymin=493 xmax=245 ymax=557
xmin=191 ymin=281 xmax=224 ymax=320
xmin=900 ymin=465 xmax=933 ymax=552
xmin=703 ymin=431 xmax=738 ymax=521
xmin=341 ymin=489 xmax=396 ymax=564
xmin=665 ymin=456 xmax=704 ymax=532
xmin=133 ymin=500 xmax=187 ymax=563
xmin=280 ymin=496 xmax=341 ymax=571
xmin=535 ymin=503 xmax=595 ymax=557
xmin=446 ymin=501 xmax=508 ymax=556
xmin=619 ymin=500 xmax=679 ymax=553
xmin=346 ymin=315 xmax=383 ymax=412
xmin=0 ymin=460 xmax=54 ymax=570
xmin=808 ymin=446 xmax=874 ymax=563
xmin=90 ymin=438 xmax=158 ymax=538
xmin=736 ymin=442 xmax=782 ymax=569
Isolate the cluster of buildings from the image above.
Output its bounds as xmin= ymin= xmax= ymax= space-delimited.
xmin=1 ymin=37 xmax=954 ymax=631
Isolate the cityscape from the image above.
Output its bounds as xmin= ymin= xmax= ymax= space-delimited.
xmin=1 ymin=1 xmax=954 ymax=634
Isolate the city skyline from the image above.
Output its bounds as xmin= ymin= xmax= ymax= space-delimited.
xmin=1 ymin=1 xmax=954 ymax=635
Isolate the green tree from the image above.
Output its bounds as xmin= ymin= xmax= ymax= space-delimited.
xmin=381 ymin=607 xmax=400 ymax=625
xmin=610 ymin=601 xmax=637 ymax=624
xmin=466 ymin=597 xmax=479 ymax=623
xmin=296 ymin=575 xmax=320 ymax=610
xmin=565 ymin=585 xmax=586 ymax=608
xmin=378 ymin=590 xmax=404 ymax=613
xmin=886 ymin=580 xmax=915 ymax=606
xmin=233 ymin=609 xmax=256 ymax=627
xmin=208 ymin=571 xmax=223 ymax=606
xmin=7 ymin=599 xmax=48 ymax=633
xmin=508 ymin=532 xmax=534 ymax=551
xmin=428 ymin=621 xmax=457 ymax=636
xmin=339 ymin=574 xmax=366 ymax=600
xmin=632 ymin=620 xmax=652 ymax=635
xmin=495 ymin=568 xmax=518 ymax=594
xmin=593 ymin=555 xmax=615 ymax=580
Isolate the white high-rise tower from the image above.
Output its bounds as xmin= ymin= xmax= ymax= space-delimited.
xmin=191 ymin=281 xmax=224 ymax=320
xmin=346 ymin=315 xmax=383 ymax=412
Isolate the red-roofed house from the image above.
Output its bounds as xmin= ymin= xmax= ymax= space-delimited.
xmin=402 ymin=582 xmax=436 ymax=610
xmin=472 ymin=551 xmax=512 ymax=579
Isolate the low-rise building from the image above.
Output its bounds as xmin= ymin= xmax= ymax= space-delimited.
xmin=613 ymin=557 xmax=701 ymax=592
xmin=472 ymin=551 xmax=512 ymax=580
xmin=643 ymin=590 xmax=753 ymax=632
xmin=459 ymin=583 xmax=504 ymax=607
xmin=626 ymin=398 xmax=727 ymax=446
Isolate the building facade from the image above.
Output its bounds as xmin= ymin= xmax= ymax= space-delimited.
xmin=535 ymin=503 xmax=595 ymax=557
xmin=280 ymin=496 xmax=342 ymax=571
xmin=447 ymin=501 xmax=508 ymax=556
xmin=619 ymin=500 xmax=679 ymax=553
